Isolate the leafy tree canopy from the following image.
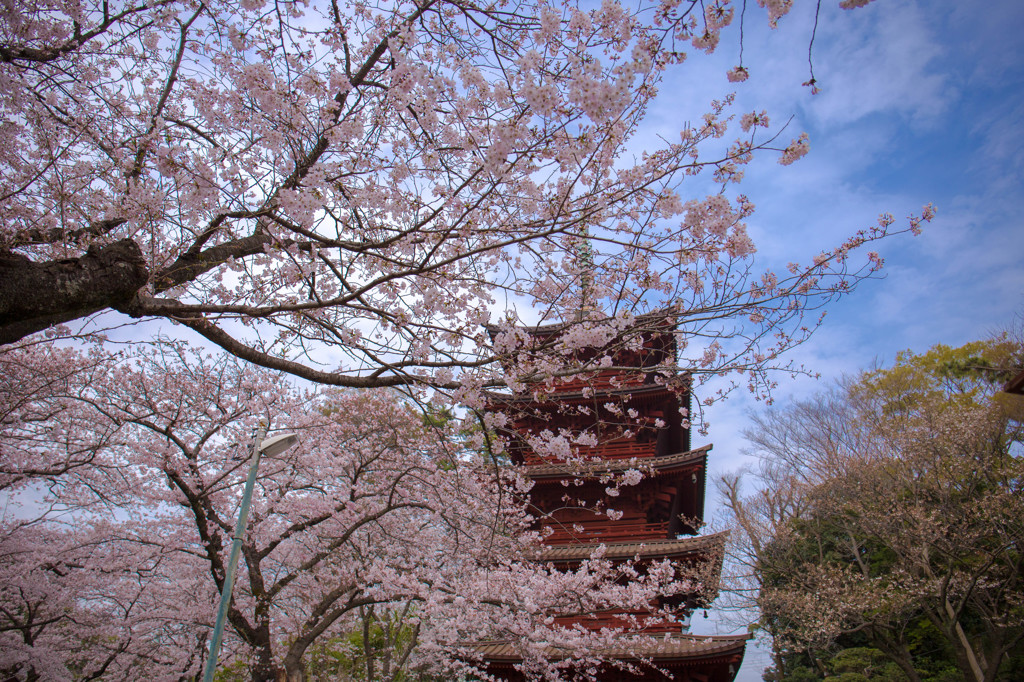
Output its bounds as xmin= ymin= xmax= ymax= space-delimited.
xmin=721 ymin=338 xmax=1024 ymax=682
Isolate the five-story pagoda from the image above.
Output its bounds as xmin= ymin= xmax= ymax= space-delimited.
xmin=479 ymin=310 xmax=748 ymax=681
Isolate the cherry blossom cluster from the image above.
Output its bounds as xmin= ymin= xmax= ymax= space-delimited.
xmin=0 ymin=0 xmax=916 ymax=414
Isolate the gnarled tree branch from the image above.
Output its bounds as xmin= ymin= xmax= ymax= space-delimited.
xmin=0 ymin=239 xmax=148 ymax=343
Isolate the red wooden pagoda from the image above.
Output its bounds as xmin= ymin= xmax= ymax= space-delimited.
xmin=480 ymin=311 xmax=749 ymax=681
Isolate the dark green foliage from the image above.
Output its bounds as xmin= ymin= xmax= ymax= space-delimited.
xmin=302 ymin=606 xmax=431 ymax=682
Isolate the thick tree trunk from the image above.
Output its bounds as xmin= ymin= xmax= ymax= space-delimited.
xmin=246 ymin=619 xmax=281 ymax=682
xmin=281 ymin=656 xmax=306 ymax=682
xmin=249 ymin=648 xmax=280 ymax=682
xmin=282 ymin=635 xmax=313 ymax=682
xmin=925 ymin=607 xmax=986 ymax=682
xmin=0 ymin=239 xmax=148 ymax=343
xmin=944 ymin=599 xmax=986 ymax=682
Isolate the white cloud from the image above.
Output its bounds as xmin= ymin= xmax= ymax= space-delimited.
xmin=811 ymin=1 xmax=950 ymax=128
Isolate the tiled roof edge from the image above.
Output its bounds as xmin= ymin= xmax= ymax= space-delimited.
xmin=523 ymin=444 xmax=712 ymax=479
xmin=535 ymin=530 xmax=728 ymax=562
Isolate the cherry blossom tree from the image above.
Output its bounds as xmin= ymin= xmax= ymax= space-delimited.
xmin=720 ymin=339 xmax=1024 ymax=681
xmin=0 ymin=338 xmax=123 ymax=492
xmin=0 ymin=518 xmax=213 ymax=682
xmin=0 ymin=0 xmax=932 ymax=402
xmin=0 ymin=339 xmax=211 ymax=680
xmin=0 ymin=343 xmax=718 ymax=681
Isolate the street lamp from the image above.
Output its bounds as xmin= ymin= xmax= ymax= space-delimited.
xmin=202 ymin=424 xmax=298 ymax=682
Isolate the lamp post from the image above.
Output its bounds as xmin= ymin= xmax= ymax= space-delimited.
xmin=202 ymin=424 xmax=298 ymax=682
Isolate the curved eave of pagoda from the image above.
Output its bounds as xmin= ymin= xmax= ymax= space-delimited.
xmin=1005 ymin=369 xmax=1024 ymax=394
xmin=485 ymin=380 xmax=684 ymax=407
xmin=525 ymin=445 xmax=710 ymax=535
xmin=534 ymin=531 xmax=728 ymax=567
xmin=482 ymin=308 xmax=681 ymax=340
xmin=523 ymin=444 xmax=711 ymax=481
xmin=471 ymin=632 xmax=750 ymax=664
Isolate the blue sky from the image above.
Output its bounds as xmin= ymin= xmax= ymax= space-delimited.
xmin=668 ymin=0 xmax=1024 ymax=676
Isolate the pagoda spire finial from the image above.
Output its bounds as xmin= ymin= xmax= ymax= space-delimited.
xmin=574 ymin=225 xmax=598 ymax=322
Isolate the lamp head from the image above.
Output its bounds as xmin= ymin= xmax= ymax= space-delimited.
xmin=259 ymin=433 xmax=298 ymax=457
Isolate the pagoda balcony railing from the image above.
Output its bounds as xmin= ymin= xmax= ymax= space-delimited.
xmin=541 ymin=519 xmax=670 ymax=545
xmin=550 ymin=610 xmax=685 ymax=634
xmin=521 ymin=439 xmax=657 ymax=466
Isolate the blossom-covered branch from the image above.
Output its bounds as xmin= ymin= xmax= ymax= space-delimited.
xmin=0 ymin=0 xmax=922 ymax=403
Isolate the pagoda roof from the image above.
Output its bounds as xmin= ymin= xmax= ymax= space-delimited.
xmin=523 ymin=444 xmax=710 ymax=480
xmin=535 ymin=531 xmax=727 ymax=564
xmin=1005 ymin=369 xmax=1024 ymax=395
xmin=486 ymin=380 xmax=682 ymax=406
xmin=483 ymin=308 xmax=679 ymax=339
xmin=471 ymin=631 xmax=750 ymax=664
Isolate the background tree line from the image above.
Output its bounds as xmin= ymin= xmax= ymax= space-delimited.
xmin=720 ymin=337 xmax=1024 ymax=681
